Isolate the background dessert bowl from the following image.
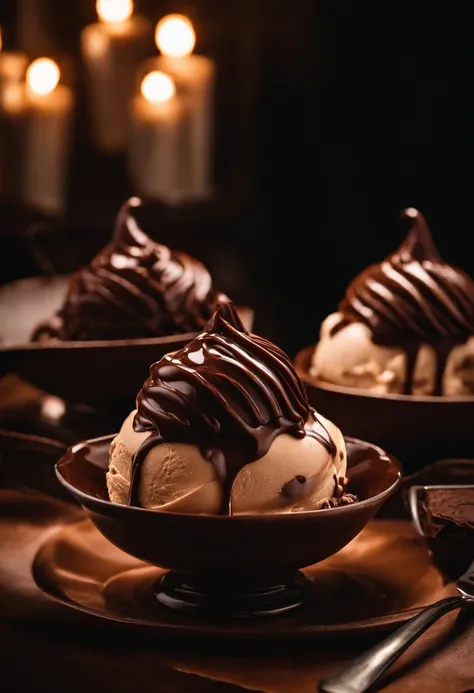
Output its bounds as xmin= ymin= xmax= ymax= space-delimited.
xmin=309 ymin=208 xmax=474 ymax=398
xmin=55 ymin=434 xmax=402 ymax=617
xmin=294 ymin=345 xmax=474 ymax=475
xmin=295 ymin=208 xmax=474 ymax=472
xmin=0 ymin=197 xmax=253 ymax=408
xmin=0 ymin=276 xmax=253 ymax=408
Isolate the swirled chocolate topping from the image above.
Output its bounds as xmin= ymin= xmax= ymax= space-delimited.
xmin=333 ymin=208 xmax=474 ymax=393
xmin=33 ymin=197 xmax=226 ymax=341
xmin=130 ymin=302 xmax=336 ymax=509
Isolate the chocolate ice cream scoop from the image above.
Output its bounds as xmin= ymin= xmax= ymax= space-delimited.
xmin=312 ymin=208 xmax=474 ymax=395
xmin=32 ymin=197 xmax=226 ymax=341
xmin=108 ymin=302 xmax=351 ymax=514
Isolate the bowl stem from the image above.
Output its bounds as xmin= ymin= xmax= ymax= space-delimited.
xmin=153 ymin=569 xmax=311 ymax=618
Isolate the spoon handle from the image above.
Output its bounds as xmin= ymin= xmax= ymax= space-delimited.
xmin=318 ymin=596 xmax=465 ymax=693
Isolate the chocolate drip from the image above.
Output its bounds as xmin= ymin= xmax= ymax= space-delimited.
xmin=333 ymin=208 xmax=474 ymax=394
xmin=32 ymin=198 xmax=226 ymax=341
xmin=130 ymin=302 xmax=336 ymax=510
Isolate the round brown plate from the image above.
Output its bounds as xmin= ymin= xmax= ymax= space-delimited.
xmin=294 ymin=345 xmax=474 ymax=473
xmin=0 ymin=275 xmax=253 ymax=407
xmin=32 ymin=517 xmax=451 ymax=640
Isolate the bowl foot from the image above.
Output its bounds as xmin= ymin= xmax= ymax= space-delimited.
xmin=153 ymin=570 xmax=311 ymax=618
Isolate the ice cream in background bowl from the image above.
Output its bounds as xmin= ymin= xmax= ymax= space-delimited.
xmin=56 ymin=303 xmax=401 ymax=617
xmin=310 ymin=207 xmax=474 ymax=396
xmin=32 ymin=196 xmax=228 ymax=342
xmin=0 ymin=198 xmax=253 ymax=407
xmin=294 ymin=208 xmax=474 ymax=473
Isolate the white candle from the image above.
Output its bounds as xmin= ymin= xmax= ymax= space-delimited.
xmin=129 ymin=70 xmax=187 ymax=203
xmin=23 ymin=58 xmax=74 ymax=215
xmin=142 ymin=14 xmax=216 ymax=201
xmin=81 ymin=0 xmax=152 ymax=153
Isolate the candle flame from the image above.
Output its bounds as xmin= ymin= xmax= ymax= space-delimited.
xmin=141 ymin=71 xmax=176 ymax=104
xmin=96 ymin=0 xmax=133 ymax=23
xmin=26 ymin=58 xmax=60 ymax=96
xmin=0 ymin=26 xmax=3 ymax=53
xmin=155 ymin=14 xmax=196 ymax=58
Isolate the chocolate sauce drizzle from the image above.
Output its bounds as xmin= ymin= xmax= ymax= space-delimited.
xmin=332 ymin=208 xmax=474 ymax=394
xmin=130 ymin=302 xmax=336 ymax=511
xmin=33 ymin=198 xmax=226 ymax=341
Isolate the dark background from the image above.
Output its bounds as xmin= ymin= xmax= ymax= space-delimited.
xmin=0 ymin=0 xmax=470 ymax=357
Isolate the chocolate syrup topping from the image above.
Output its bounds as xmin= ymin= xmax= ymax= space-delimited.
xmin=333 ymin=208 xmax=474 ymax=393
xmin=33 ymin=198 xmax=226 ymax=341
xmin=130 ymin=302 xmax=336 ymax=510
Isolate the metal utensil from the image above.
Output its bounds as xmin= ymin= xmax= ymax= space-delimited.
xmin=318 ymin=555 xmax=474 ymax=693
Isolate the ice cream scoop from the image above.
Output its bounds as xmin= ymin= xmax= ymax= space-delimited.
xmin=107 ymin=302 xmax=354 ymax=515
xmin=32 ymin=197 xmax=226 ymax=341
xmin=311 ymin=208 xmax=474 ymax=395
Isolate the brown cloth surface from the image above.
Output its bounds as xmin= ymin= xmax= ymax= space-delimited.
xmin=0 ymin=490 xmax=473 ymax=693
xmin=1 ymin=375 xmax=474 ymax=693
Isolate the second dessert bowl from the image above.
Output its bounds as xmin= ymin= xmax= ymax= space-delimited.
xmin=0 ymin=198 xmax=253 ymax=408
xmin=295 ymin=208 xmax=474 ymax=473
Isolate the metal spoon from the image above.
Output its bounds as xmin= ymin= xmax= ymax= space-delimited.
xmin=318 ymin=555 xmax=474 ymax=693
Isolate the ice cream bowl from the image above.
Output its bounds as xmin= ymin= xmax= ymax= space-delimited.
xmin=294 ymin=345 xmax=474 ymax=475
xmin=0 ymin=275 xmax=253 ymax=408
xmin=55 ymin=434 xmax=402 ymax=619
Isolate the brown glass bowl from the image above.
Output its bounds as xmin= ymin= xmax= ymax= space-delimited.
xmin=294 ymin=345 xmax=474 ymax=475
xmin=0 ymin=275 xmax=253 ymax=408
xmin=55 ymin=435 xmax=402 ymax=618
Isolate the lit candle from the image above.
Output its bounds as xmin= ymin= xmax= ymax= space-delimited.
xmin=23 ymin=58 xmax=74 ymax=215
xmin=140 ymin=14 xmax=215 ymax=200
xmin=81 ymin=0 xmax=152 ymax=153
xmin=129 ymin=70 xmax=187 ymax=203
